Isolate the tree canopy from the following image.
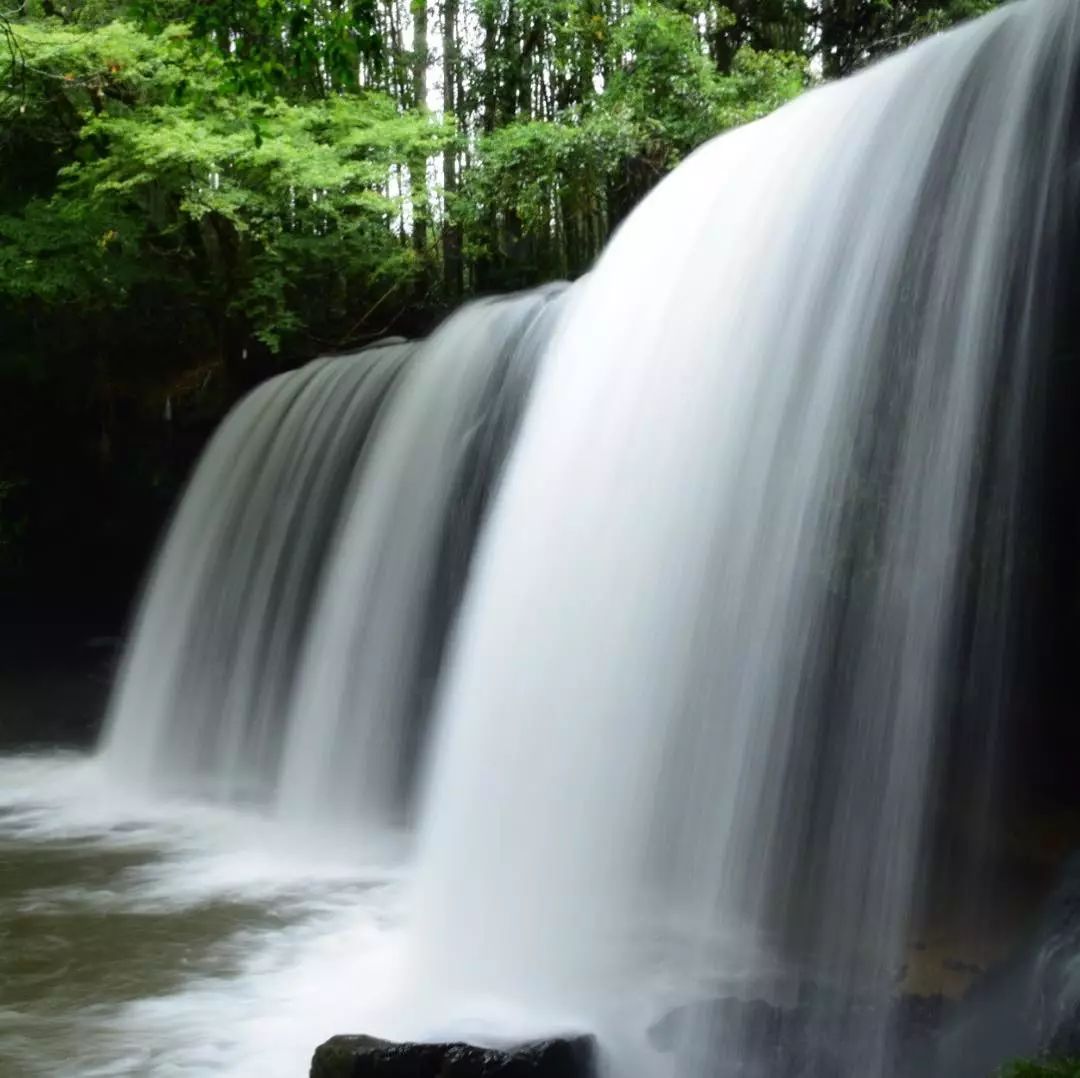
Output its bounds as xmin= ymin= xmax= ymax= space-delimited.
xmin=0 ymin=0 xmax=999 ymax=588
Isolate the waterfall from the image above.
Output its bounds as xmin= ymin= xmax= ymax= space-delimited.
xmin=101 ymin=345 xmax=411 ymax=801
xmin=101 ymin=287 xmax=565 ymax=820
xmin=95 ymin=0 xmax=1080 ymax=1075
xmin=403 ymin=2 xmax=1080 ymax=1075
xmin=276 ymin=287 xmax=566 ymax=832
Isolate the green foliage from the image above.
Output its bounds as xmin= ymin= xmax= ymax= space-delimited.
xmin=817 ymin=0 xmax=1001 ymax=76
xmin=0 ymin=0 xmax=1006 ymax=580
xmin=460 ymin=4 xmax=803 ymax=274
xmin=1 ymin=18 xmax=448 ymax=348
xmin=913 ymin=0 xmax=999 ymax=37
xmin=183 ymin=0 xmax=384 ymax=97
xmin=599 ymin=4 xmax=802 ymax=159
xmin=998 ymin=1060 xmax=1080 ymax=1078
xmin=712 ymin=45 xmax=804 ymax=126
xmin=1 ymin=0 xmax=998 ymax=338
xmin=606 ymin=0 xmax=725 ymax=165
xmin=459 ymin=112 xmax=628 ymax=271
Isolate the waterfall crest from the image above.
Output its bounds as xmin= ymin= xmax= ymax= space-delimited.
xmin=276 ymin=287 xmax=566 ymax=832
xmin=102 ymin=287 xmax=564 ymax=822
xmin=102 ymin=347 xmax=410 ymax=801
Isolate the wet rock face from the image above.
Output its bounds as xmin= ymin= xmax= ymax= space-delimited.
xmin=647 ymin=990 xmax=952 ymax=1078
xmin=310 ymin=1034 xmax=597 ymax=1078
xmin=0 ymin=626 xmax=121 ymax=749
xmin=1047 ymin=1001 xmax=1080 ymax=1058
xmin=640 ymin=855 xmax=1080 ymax=1077
xmin=934 ymin=853 xmax=1080 ymax=1077
xmin=1033 ymin=856 xmax=1080 ymax=1058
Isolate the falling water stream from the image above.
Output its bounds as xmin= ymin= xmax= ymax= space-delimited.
xmin=2 ymin=2 xmax=1080 ymax=1075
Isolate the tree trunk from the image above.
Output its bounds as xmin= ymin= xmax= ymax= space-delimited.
xmin=410 ymin=0 xmax=429 ymax=268
xmin=442 ymin=0 xmax=463 ymax=298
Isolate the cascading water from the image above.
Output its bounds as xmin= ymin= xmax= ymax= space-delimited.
xmin=56 ymin=1 xmax=1080 ymax=1076
xmin=277 ymin=286 xmax=566 ymax=832
xmin=101 ymin=344 xmax=412 ymax=802
xmin=401 ymin=2 xmax=1080 ymax=1075
xmin=101 ymin=286 xmax=565 ymax=821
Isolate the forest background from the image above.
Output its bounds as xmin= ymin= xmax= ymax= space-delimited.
xmin=0 ymin=0 xmax=997 ymax=606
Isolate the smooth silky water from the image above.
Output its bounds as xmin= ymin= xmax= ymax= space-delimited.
xmin=0 ymin=290 xmax=565 ymax=1077
xmin=3 ymin=1 xmax=1080 ymax=1075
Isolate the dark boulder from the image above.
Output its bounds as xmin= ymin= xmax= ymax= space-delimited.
xmin=310 ymin=1034 xmax=596 ymax=1078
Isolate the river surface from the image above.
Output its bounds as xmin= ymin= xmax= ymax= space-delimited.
xmin=2 ymin=750 xmax=1067 ymax=1078
xmin=0 ymin=752 xmax=408 ymax=1077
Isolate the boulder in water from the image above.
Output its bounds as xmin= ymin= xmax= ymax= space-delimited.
xmin=310 ymin=1034 xmax=597 ymax=1078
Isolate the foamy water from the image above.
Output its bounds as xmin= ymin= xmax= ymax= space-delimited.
xmin=0 ymin=752 xmax=411 ymax=1077
xmin=0 ymin=752 xmax=685 ymax=1077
